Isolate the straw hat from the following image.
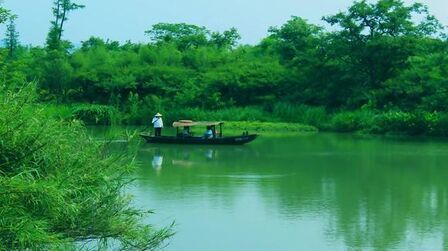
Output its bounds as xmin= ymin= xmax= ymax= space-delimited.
xmin=155 ymin=113 xmax=163 ymax=117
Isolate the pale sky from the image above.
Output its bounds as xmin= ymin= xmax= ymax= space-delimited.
xmin=1 ymin=0 xmax=447 ymax=45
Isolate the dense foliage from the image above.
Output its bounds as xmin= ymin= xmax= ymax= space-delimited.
xmin=0 ymin=84 xmax=172 ymax=249
xmin=1 ymin=0 xmax=448 ymax=135
xmin=0 ymin=0 xmax=447 ymax=248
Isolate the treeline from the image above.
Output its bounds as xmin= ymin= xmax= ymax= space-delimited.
xmin=1 ymin=0 xmax=448 ymax=135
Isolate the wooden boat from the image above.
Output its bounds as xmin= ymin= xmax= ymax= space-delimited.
xmin=140 ymin=121 xmax=258 ymax=145
xmin=140 ymin=134 xmax=258 ymax=145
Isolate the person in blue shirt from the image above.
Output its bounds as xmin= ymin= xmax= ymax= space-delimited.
xmin=204 ymin=126 xmax=213 ymax=139
xmin=182 ymin=126 xmax=191 ymax=137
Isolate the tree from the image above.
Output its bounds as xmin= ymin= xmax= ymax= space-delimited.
xmin=321 ymin=0 xmax=443 ymax=108
xmin=210 ymin=28 xmax=241 ymax=49
xmin=323 ymin=0 xmax=442 ymax=39
xmin=375 ymin=52 xmax=448 ymax=111
xmin=145 ymin=23 xmax=209 ymax=50
xmin=4 ymin=15 xmax=19 ymax=59
xmin=47 ymin=0 xmax=85 ymax=50
xmin=268 ymin=16 xmax=323 ymax=62
xmin=0 ymin=4 xmax=9 ymax=25
xmin=266 ymin=17 xmax=335 ymax=106
xmin=43 ymin=1 xmax=84 ymax=100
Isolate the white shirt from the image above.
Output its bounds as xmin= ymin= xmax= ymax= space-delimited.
xmin=152 ymin=155 xmax=163 ymax=169
xmin=152 ymin=117 xmax=163 ymax=128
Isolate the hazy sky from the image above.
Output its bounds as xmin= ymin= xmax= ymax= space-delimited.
xmin=2 ymin=0 xmax=447 ymax=45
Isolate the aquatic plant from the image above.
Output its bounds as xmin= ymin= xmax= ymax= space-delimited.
xmin=0 ymin=84 xmax=172 ymax=249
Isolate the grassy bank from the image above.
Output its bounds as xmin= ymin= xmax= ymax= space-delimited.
xmin=224 ymin=121 xmax=318 ymax=133
xmin=43 ymin=103 xmax=448 ymax=137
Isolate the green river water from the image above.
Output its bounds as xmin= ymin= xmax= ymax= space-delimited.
xmin=126 ymin=132 xmax=448 ymax=251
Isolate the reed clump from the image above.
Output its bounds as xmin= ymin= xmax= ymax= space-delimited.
xmin=0 ymin=84 xmax=172 ymax=250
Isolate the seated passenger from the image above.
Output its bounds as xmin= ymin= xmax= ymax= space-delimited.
xmin=204 ymin=126 xmax=213 ymax=139
xmin=182 ymin=126 xmax=191 ymax=137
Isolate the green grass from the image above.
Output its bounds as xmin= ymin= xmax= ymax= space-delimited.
xmin=40 ymin=102 xmax=448 ymax=137
xmin=0 ymin=85 xmax=172 ymax=249
xmin=224 ymin=121 xmax=318 ymax=133
xmin=329 ymin=110 xmax=375 ymax=132
xmin=166 ymin=107 xmax=270 ymax=124
xmin=40 ymin=103 xmax=120 ymax=125
xmin=39 ymin=103 xmax=74 ymax=120
xmin=272 ymin=103 xmax=329 ymax=127
xmin=179 ymin=121 xmax=318 ymax=137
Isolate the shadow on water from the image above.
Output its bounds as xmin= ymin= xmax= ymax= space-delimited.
xmin=107 ymin=130 xmax=448 ymax=251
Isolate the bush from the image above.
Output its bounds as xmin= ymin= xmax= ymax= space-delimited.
xmin=426 ymin=112 xmax=448 ymax=137
xmin=167 ymin=106 xmax=269 ymax=125
xmin=0 ymin=85 xmax=172 ymax=249
xmin=330 ymin=110 xmax=375 ymax=132
xmin=224 ymin=121 xmax=318 ymax=133
xmin=40 ymin=103 xmax=74 ymax=120
xmin=272 ymin=103 xmax=328 ymax=127
xmin=372 ymin=111 xmax=430 ymax=135
xmin=72 ymin=104 xmax=119 ymax=125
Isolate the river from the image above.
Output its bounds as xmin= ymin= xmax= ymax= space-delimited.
xmin=125 ymin=132 xmax=448 ymax=250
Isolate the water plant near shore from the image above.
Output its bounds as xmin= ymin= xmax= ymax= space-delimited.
xmin=0 ymin=84 xmax=172 ymax=249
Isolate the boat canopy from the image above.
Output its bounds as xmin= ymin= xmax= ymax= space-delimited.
xmin=172 ymin=120 xmax=224 ymax=128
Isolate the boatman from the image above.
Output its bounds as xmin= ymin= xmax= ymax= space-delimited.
xmin=152 ymin=113 xmax=163 ymax=136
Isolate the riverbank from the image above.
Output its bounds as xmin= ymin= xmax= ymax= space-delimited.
xmin=43 ymin=103 xmax=448 ymax=137
xmin=224 ymin=121 xmax=317 ymax=133
xmin=41 ymin=104 xmax=320 ymax=133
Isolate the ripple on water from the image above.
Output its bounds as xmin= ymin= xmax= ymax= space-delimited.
xmin=198 ymin=174 xmax=292 ymax=181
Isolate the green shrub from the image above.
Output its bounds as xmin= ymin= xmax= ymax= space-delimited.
xmin=167 ymin=107 xmax=269 ymax=125
xmin=272 ymin=103 xmax=328 ymax=127
xmin=330 ymin=110 xmax=375 ymax=132
xmin=0 ymin=85 xmax=172 ymax=249
xmin=372 ymin=111 xmax=430 ymax=135
xmin=40 ymin=103 xmax=74 ymax=120
xmin=224 ymin=121 xmax=318 ymax=133
xmin=72 ymin=104 xmax=119 ymax=125
xmin=427 ymin=112 xmax=448 ymax=137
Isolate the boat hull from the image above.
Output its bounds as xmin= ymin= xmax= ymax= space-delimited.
xmin=140 ymin=134 xmax=258 ymax=145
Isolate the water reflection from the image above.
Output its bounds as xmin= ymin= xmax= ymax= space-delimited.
xmin=205 ymin=149 xmax=214 ymax=160
xmin=134 ymin=134 xmax=448 ymax=250
xmin=151 ymin=150 xmax=163 ymax=171
xmin=140 ymin=144 xmax=251 ymax=170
